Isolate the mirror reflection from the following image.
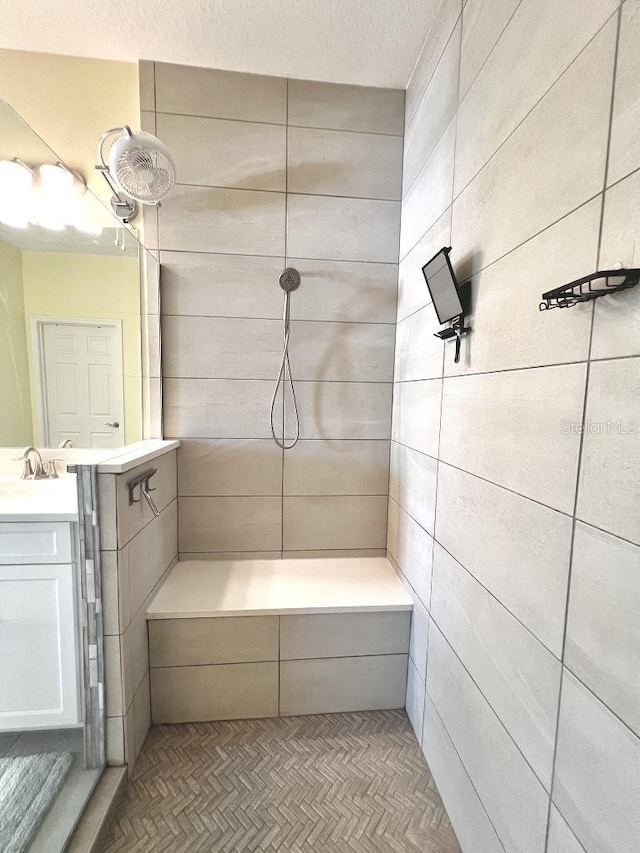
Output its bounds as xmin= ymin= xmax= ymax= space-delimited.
xmin=0 ymin=100 xmax=143 ymax=448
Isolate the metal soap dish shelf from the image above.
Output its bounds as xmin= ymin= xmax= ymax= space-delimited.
xmin=127 ymin=468 xmax=160 ymax=517
xmin=539 ymin=268 xmax=640 ymax=311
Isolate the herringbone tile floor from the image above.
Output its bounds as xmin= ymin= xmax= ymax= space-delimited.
xmin=99 ymin=710 xmax=461 ymax=852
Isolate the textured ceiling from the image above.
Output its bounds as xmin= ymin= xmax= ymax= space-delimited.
xmin=0 ymin=0 xmax=440 ymax=89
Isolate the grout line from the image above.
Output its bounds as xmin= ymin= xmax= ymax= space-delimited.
xmin=172 ymin=181 xmax=401 ymax=204
xmin=543 ymin=9 xmax=624 ymax=850
xmin=162 ymin=313 xmax=396 ymax=327
xmin=163 ymin=376 xmax=394 ymax=384
xmin=563 ymin=665 xmax=640 ymax=741
xmin=157 ymin=246 xmax=398 ymax=265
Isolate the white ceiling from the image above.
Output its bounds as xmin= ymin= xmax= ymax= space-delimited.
xmin=0 ymin=0 xmax=440 ymax=89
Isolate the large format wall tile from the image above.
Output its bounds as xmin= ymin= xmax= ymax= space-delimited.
xmin=288 ymin=321 xmax=395 ymax=382
xmin=162 ymin=316 xmax=281 ymax=379
xmin=439 ymin=364 xmax=587 ymax=514
xmin=288 ymin=258 xmax=398 ymax=323
xmin=283 ymin=496 xmax=388 ymax=550
xmin=452 ymin=20 xmax=615 ymax=269
xmin=288 ymin=79 xmax=404 ymax=136
xmin=286 ymin=381 xmax=392 ymax=440
xmin=287 ymin=194 xmax=401 ymax=263
xmin=426 ymin=624 xmax=549 ymax=853
xmin=405 ymin=659 xmax=425 ymax=741
xmin=577 ymin=357 xmax=640 ymax=545
xmin=431 ymin=543 xmax=561 ymax=787
xmin=422 ymin=693 xmax=505 ymax=853
xmin=179 ymin=496 xmax=282 ymax=553
xmin=157 ymin=113 xmax=286 ymax=191
xmin=287 ymin=127 xmax=403 ymax=200
xmin=396 ymin=208 xmax=452 ymax=322
xmin=459 ymin=0 xmax=520 ymax=99
xmin=400 ymin=122 xmax=455 ymax=259
xmin=403 ymin=20 xmax=460 ymax=196
xmin=391 ymin=378 xmax=442 ymax=458
xmin=283 ymin=439 xmax=390 ymax=496
xmin=546 ymin=806 xmax=585 ymax=853
xmin=159 ymin=185 xmax=285 ymax=255
xmin=127 ymin=501 xmax=178 ymax=617
xmin=592 ymin=169 xmax=640 ymax=360
xmin=435 ymin=462 xmax=572 ymax=655
xmin=405 ymin=0 xmax=461 ymax=125
xmin=177 ymin=439 xmax=282 ymax=497
xmin=455 ymin=0 xmax=618 ymax=194
xmin=155 ymin=63 xmax=287 ymax=123
xmin=387 ymin=498 xmax=433 ymax=607
xmin=566 ymin=523 xmax=640 ymax=734
xmin=446 ymin=199 xmax=598 ymax=376
xmin=394 ymin=305 xmax=443 ymax=382
xmin=160 ymin=252 xmax=284 ymax=320
xmin=607 ymin=0 xmax=640 ymax=186
xmin=388 ymin=441 xmax=438 ymax=535
xmin=163 ymin=378 xmax=275 ymax=439
xmin=553 ymin=672 xmax=640 ymax=853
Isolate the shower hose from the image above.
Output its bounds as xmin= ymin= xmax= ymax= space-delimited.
xmin=270 ymin=288 xmax=300 ymax=449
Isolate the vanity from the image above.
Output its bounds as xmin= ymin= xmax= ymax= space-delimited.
xmin=0 ymin=476 xmax=82 ymax=730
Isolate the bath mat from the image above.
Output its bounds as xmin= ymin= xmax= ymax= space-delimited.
xmin=0 ymin=751 xmax=73 ymax=853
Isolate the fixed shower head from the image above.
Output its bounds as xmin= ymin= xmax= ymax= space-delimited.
xmin=279 ymin=267 xmax=301 ymax=291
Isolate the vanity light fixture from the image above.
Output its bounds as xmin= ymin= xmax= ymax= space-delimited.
xmin=0 ymin=158 xmax=88 ymax=232
xmin=0 ymin=158 xmax=34 ymax=228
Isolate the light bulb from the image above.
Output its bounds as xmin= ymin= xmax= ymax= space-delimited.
xmin=0 ymin=160 xmax=34 ymax=228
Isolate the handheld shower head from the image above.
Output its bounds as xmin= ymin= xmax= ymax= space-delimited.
xmin=279 ymin=267 xmax=301 ymax=292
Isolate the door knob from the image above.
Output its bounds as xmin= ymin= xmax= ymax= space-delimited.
xmin=105 ymin=421 xmax=120 ymax=428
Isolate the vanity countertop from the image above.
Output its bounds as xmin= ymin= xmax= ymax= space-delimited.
xmin=0 ymin=476 xmax=78 ymax=522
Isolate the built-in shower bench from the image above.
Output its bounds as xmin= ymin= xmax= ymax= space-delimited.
xmin=146 ymin=557 xmax=412 ymax=723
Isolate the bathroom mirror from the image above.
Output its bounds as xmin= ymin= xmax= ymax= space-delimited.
xmin=0 ymin=99 xmax=152 ymax=449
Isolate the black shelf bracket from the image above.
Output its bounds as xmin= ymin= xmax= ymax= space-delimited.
xmin=539 ymin=268 xmax=640 ymax=311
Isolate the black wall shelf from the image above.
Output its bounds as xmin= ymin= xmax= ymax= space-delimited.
xmin=539 ymin=268 xmax=640 ymax=311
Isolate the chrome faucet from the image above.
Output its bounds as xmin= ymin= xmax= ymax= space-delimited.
xmin=16 ymin=446 xmax=47 ymax=480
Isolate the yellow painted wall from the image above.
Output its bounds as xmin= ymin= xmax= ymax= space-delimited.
xmin=21 ymin=252 xmax=142 ymax=444
xmin=0 ymin=48 xmax=139 ymax=211
xmin=0 ymin=241 xmax=33 ymax=445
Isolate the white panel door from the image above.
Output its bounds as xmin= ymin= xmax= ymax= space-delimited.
xmin=41 ymin=321 xmax=124 ymax=448
xmin=0 ymin=563 xmax=80 ymax=730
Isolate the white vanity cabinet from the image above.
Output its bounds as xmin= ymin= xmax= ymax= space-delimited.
xmin=0 ymin=521 xmax=81 ymax=731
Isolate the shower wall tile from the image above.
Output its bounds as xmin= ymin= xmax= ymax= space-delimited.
xmin=288 ymin=321 xmax=395 ymax=382
xmin=553 ymin=671 xmax=640 ymax=853
xmin=287 ymin=194 xmax=401 ymax=263
xmin=546 ymin=807 xmax=585 ymax=853
xmin=439 ymin=364 xmax=586 ymax=514
xmin=287 ymin=126 xmax=403 ymax=200
xmin=283 ymin=496 xmax=388 ymax=551
xmin=435 ymin=462 xmax=572 ymax=655
xmin=282 ymin=549 xmax=386 ymax=559
xmin=157 ymin=113 xmax=286 ymax=191
xmin=592 ymin=168 xmax=640 ymax=360
xmin=179 ymin=496 xmax=282 ymax=553
xmin=396 ymin=208 xmax=452 ymax=322
xmin=286 ymin=381 xmax=393 ymax=440
xmin=431 ymin=543 xmax=561 ymax=788
xmin=391 ymin=378 xmax=442 ymax=458
xmin=388 ymin=441 xmax=438 ymax=535
xmin=452 ymin=20 xmax=614 ymax=267
xmin=283 ymin=439 xmax=390 ymax=496
xmin=159 ymin=185 xmax=286 ymax=255
xmin=386 ymin=498 xmax=433 ymax=607
xmin=163 ymin=378 xmax=275 ymax=439
xmin=155 ymin=65 xmax=401 ymax=554
xmin=155 ymin=63 xmax=287 ymax=124
xmin=288 ymin=258 xmax=398 ymax=323
xmin=178 ymin=439 xmax=282 ymax=496
xmin=454 ymin=0 xmax=617 ymax=195
xmin=426 ymin=624 xmax=549 ymax=853
xmin=287 ymin=79 xmax=404 ymax=136
xmin=458 ymin=0 xmax=520 ymax=99
xmin=394 ymin=304 xmax=444 ymax=382
xmin=162 ymin=315 xmax=282 ymax=379
xmin=138 ymin=61 xmax=155 ymax=112
xmin=576 ymin=357 xmax=640 ymax=545
xmin=405 ymin=659 xmax=425 ymax=741
xmin=605 ymin=0 xmax=640 ymax=186
xmin=403 ymin=20 xmax=460 ymax=195
xmin=421 ymin=692 xmax=505 ymax=853
xmin=565 ymin=522 xmax=640 ymax=735
xmin=160 ymin=252 xmax=284 ymax=319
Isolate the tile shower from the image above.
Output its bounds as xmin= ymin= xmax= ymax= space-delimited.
xmin=139 ymin=62 xmax=404 ymax=558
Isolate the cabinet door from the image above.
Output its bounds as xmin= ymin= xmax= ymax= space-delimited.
xmin=0 ymin=563 xmax=80 ymax=730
